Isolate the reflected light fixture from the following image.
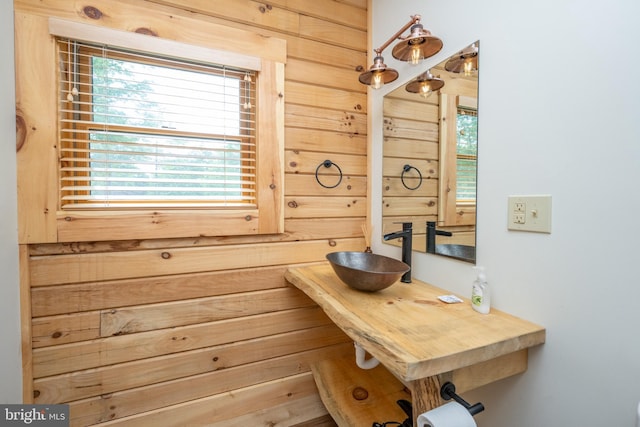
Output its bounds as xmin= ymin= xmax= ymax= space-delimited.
xmin=405 ymin=69 xmax=444 ymax=98
xmin=359 ymin=14 xmax=443 ymax=89
xmin=445 ymin=43 xmax=478 ymax=76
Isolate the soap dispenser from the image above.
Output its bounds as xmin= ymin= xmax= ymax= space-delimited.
xmin=471 ymin=266 xmax=490 ymax=314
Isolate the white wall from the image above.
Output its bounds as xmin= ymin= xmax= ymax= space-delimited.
xmin=371 ymin=0 xmax=640 ymax=425
xmin=0 ymin=0 xmax=23 ymax=403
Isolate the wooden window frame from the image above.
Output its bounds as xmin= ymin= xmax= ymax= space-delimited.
xmin=15 ymin=17 xmax=285 ymax=243
xmin=438 ymin=93 xmax=477 ymax=227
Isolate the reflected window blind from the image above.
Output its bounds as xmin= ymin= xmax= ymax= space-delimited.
xmin=456 ymin=107 xmax=478 ymax=201
xmin=57 ymin=38 xmax=257 ymax=209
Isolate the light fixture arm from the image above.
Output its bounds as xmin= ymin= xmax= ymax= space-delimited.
xmin=358 ymin=14 xmax=441 ymax=88
xmin=373 ymin=14 xmax=422 ymax=56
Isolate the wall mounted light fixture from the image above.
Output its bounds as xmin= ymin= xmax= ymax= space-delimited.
xmin=358 ymin=14 xmax=443 ymax=89
xmin=445 ymin=42 xmax=478 ymax=76
xmin=405 ymin=69 xmax=444 ymax=98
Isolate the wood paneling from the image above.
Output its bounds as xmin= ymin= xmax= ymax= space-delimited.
xmin=33 ymin=307 xmax=332 ymax=377
xmin=35 ymin=330 xmax=350 ymax=404
xmin=286 ymin=104 xmax=367 ymax=135
xmin=15 ymin=0 xmax=367 ymax=424
xmin=29 ymin=239 xmax=362 ymax=286
xmin=98 ymin=288 xmax=316 ymax=337
xmin=31 ymin=266 xmax=292 ymax=317
xmin=286 ymin=127 xmax=367 ymax=155
xmin=93 ymin=373 xmax=322 ymax=427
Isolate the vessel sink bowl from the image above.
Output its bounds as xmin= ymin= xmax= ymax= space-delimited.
xmin=326 ymin=251 xmax=410 ymax=292
xmin=435 ymin=244 xmax=476 ymax=263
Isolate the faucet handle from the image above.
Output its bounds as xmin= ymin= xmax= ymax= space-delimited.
xmin=393 ymin=221 xmax=413 ymax=230
xmin=427 ymin=221 xmax=451 ymax=235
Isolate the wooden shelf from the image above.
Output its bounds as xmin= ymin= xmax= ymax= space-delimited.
xmin=311 ymin=355 xmax=410 ymax=426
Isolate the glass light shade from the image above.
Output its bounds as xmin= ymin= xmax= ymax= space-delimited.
xmin=372 ymin=71 xmax=384 ymax=89
xmin=463 ymin=59 xmax=477 ymax=76
xmin=419 ymin=82 xmax=433 ymax=98
xmin=405 ymin=70 xmax=444 ymax=98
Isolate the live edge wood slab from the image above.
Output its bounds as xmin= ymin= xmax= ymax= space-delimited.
xmin=285 ymin=264 xmax=545 ymax=427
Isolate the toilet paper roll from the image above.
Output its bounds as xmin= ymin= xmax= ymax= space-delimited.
xmin=417 ymin=402 xmax=477 ymax=427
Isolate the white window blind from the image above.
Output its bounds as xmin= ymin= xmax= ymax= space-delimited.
xmin=57 ymin=38 xmax=257 ymax=209
xmin=456 ymin=107 xmax=478 ymax=202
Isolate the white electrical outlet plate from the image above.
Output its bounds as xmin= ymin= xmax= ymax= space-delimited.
xmin=508 ymin=195 xmax=552 ymax=233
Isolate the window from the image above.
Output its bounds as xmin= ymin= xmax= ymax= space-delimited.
xmin=36 ymin=18 xmax=286 ymax=242
xmin=58 ymin=39 xmax=257 ymax=209
xmin=455 ymin=106 xmax=478 ymax=202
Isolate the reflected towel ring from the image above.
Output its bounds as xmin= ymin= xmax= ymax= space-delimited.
xmin=315 ymin=160 xmax=343 ymax=189
xmin=400 ymin=164 xmax=422 ymax=190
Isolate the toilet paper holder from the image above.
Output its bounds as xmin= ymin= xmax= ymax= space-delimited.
xmin=373 ymin=382 xmax=484 ymax=427
xmin=440 ymin=382 xmax=485 ymax=416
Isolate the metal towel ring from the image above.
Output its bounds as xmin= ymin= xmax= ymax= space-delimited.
xmin=400 ymin=164 xmax=422 ymax=190
xmin=315 ymin=160 xmax=343 ymax=189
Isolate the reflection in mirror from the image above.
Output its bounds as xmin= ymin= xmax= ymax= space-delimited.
xmin=382 ymin=41 xmax=479 ymax=263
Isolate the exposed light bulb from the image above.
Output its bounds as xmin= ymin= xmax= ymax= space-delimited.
xmin=419 ymin=82 xmax=433 ymax=99
xmin=409 ymin=46 xmax=424 ymax=65
xmin=372 ymin=71 xmax=384 ymax=89
xmin=463 ymin=60 xmax=475 ymax=76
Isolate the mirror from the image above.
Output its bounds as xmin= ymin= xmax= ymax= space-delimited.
xmin=382 ymin=41 xmax=479 ymax=263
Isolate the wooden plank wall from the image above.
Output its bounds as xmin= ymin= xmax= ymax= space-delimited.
xmin=15 ymin=0 xmax=368 ymax=425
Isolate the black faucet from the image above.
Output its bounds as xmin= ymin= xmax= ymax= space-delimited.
xmin=426 ymin=221 xmax=452 ymax=254
xmin=383 ymin=222 xmax=412 ymax=283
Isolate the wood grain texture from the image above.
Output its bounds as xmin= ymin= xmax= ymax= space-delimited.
xmin=92 ymin=373 xmax=321 ymax=427
xmin=311 ymin=355 xmax=411 ymax=426
xmin=14 ymin=12 xmax=58 ymax=243
xmin=31 ymin=265 xmax=292 ymax=317
xmin=33 ymin=307 xmax=332 ymax=378
xmin=56 ymin=210 xmax=260 ymax=242
xmin=71 ymin=351 xmax=347 ymax=426
xmin=16 ymin=0 xmax=368 ymax=424
xmin=382 ymin=196 xmax=438 ymax=217
xmin=29 ymin=239 xmax=363 ymax=286
xmin=308 ymin=348 xmax=529 ymax=426
xmin=207 ymin=394 xmax=337 ymax=427
xmin=36 ymin=336 xmax=351 ymax=407
xmin=99 ymin=287 xmax=316 ymax=337
xmin=285 ymin=264 xmax=546 ymax=381
xmin=19 ymin=245 xmax=34 ymax=403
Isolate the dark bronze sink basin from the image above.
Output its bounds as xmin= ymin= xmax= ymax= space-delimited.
xmin=326 ymin=251 xmax=410 ymax=292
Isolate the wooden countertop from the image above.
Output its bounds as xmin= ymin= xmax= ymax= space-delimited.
xmin=285 ymin=264 xmax=545 ymax=382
